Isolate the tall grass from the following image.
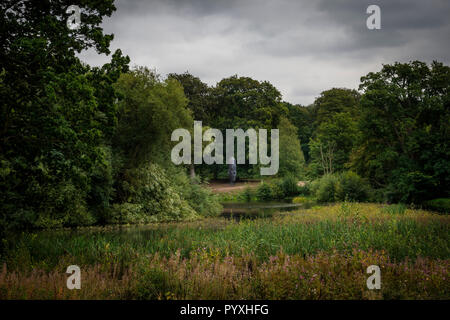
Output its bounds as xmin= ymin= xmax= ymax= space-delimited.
xmin=0 ymin=203 xmax=448 ymax=299
xmin=2 ymin=204 xmax=449 ymax=270
xmin=1 ymin=249 xmax=448 ymax=299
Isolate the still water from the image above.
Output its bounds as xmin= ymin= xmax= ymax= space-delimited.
xmin=221 ymin=201 xmax=307 ymax=220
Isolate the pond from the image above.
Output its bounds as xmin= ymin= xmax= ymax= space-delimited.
xmin=221 ymin=201 xmax=307 ymax=220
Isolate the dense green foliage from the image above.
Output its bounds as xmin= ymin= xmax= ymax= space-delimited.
xmin=309 ymin=111 xmax=359 ymax=176
xmin=352 ymin=61 xmax=450 ymax=204
xmin=311 ymin=172 xmax=371 ymax=203
xmin=113 ymin=68 xmax=193 ymax=168
xmin=106 ymin=163 xmax=198 ymax=224
xmin=254 ymin=176 xmax=302 ymax=201
xmin=311 ymin=174 xmax=339 ymax=203
xmin=0 ymin=0 xmax=448 ymax=232
xmin=335 ymin=171 xmax=372 ymax=202
xmin=167 ymin=72 xmax=212 ymax=124
xmin=0 ymin=1 xmax=220 ymax=231
xmin=299 ymin=63 xmax=449 ymax=206
xmin=0 ymin=0 xmax=129 ymax=229
xmin=285 ymin=102 xmax=316 ymax=162
xmin=210 ymin=76 xmax=285 ymax=130
xmin=278 ymin=117 xmax=305 ymax=177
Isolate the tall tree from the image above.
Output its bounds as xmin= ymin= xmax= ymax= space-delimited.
xmin=285 ymin=102 xmax=316 ymax=162
xmin=307 ymin=88 xmax=361 ymax=177
xmin=167 ymin=72 xmax=214 ymax=179
xmin=309 ymin=112 xmax=359 ymax=176
xmin=314 ymin=88 xmax=360 ymax=126
xmin=0 ymin=0 xmax=129 ymax=229
xmin=208 ymin=76 xmax=287 ymax=178
xmin=278 ymin=117 xmax=305 ymax=178
xmin=352 ymin=61 xmax=450 ymax=203
xmin=210 ymin=75 xmax=286 ymax=130
xmin=113 ymin=67 xmax=192 ymax=169
xmin=168 ymin=72 xmax=212 ymax=125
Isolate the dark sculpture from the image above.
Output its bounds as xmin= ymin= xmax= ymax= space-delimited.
xmin=228 ymin=156 xmax=237 ymax=185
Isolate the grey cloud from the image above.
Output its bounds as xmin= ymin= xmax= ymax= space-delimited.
xmin=79 ymin=0 xmax=450 ymax=105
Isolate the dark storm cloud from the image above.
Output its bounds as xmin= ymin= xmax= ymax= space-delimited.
xmin=315 ymin=0 xmax=450 ymax=59
xmin=79 ymin=0 xmax=450 ymax=105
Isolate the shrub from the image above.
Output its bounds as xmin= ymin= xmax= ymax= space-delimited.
xmin=255 ymin=177 xmax=301 ymax=201
xmin=107 ymin=203 xmax=147 ymax=224
xmin=424 ymin=198 xmax=450 ymax=213
xmin=35 ymin=181 xmax=95 ymax=229
xmin=311 ymin=172 xmax=371 ymax=203
xmin=112 ymin=163 xmax=198 ymax=223
xmin=280 ymin=176 xmax=300 ymax=197
xmin=270 ymin=181 xmax=285 ymax=199
xmin=239 ymin=186 xmax=254 ymax=202
xmin=335 ymin=171 xmax=371 ymax=202
xmin=256 ymin=183 xmax=273 ymax=201
xmin=170 ymin=170 xmax=222 ymax=217
xmin=311 ymin=174 xmax=339 ymax=203
xmin=182 ymin=183 xmax=222 ymax=217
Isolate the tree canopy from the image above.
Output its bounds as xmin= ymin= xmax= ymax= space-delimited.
xmin=352 ymin=61 xmax=450 ymax=203
xmin=0 ymin=0 xmax=129 ymax=229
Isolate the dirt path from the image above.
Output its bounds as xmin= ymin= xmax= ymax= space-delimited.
xmin=208 ymin=180 xmax=307 ymax=194
xmin=208 ymin=180 xmax=261 ymax=193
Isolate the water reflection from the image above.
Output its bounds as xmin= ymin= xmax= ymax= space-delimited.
xmin=221 ymin=201 xmax=308 ymax=220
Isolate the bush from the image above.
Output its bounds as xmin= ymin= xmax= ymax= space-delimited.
xmin=280 ymin=176 xmax=300 ymax=197
xmin=34 ymin=181 xmax=95 ymax=229
xmin=111 ymin=163 xmax=198 ymax=223
xmin=370 ymin=188 xmax=386 ymax=203
xmin=171 ymin=170 xmax=222 ymax=217
xmin=182 ymin=183 xmax=222 ymax=217
xmin=424 ymin=198 xmax=450 ymax=213
xmin=107 ymin=203 xmax=147 ymax=224
xmin=312 ymin=172 xmax=371 ymax=203
xmin=335 ymin=171 xmax=371 ymax=202
xmin=256 ymin=183 xmax=273 ymax=201
xmin=256 ymin=181 xmax=286 ymax=200
xmin=239 ymin=187 xmax=254 ymax=202
xmin=311 ymin=174 xmax=339 ymax=203
xmin=255 ymin=177 xmax=301 ymax=201
xmin=270 ymin=181 xmax=285 ymax=199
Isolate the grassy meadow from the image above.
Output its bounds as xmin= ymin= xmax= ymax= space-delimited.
xmin=1 ymin=202 xmax=448 ymax=300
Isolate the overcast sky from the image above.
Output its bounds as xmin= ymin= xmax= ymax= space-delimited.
xmin=79 ymin=0 xmax=450 ymax=105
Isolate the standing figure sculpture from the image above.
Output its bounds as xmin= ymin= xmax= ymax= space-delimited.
xmin=228 ymin=156 xmax=237 ymax=185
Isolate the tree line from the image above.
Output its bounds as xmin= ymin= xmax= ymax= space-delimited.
xmin=1 ymin=1 xmax=449 ymax=230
